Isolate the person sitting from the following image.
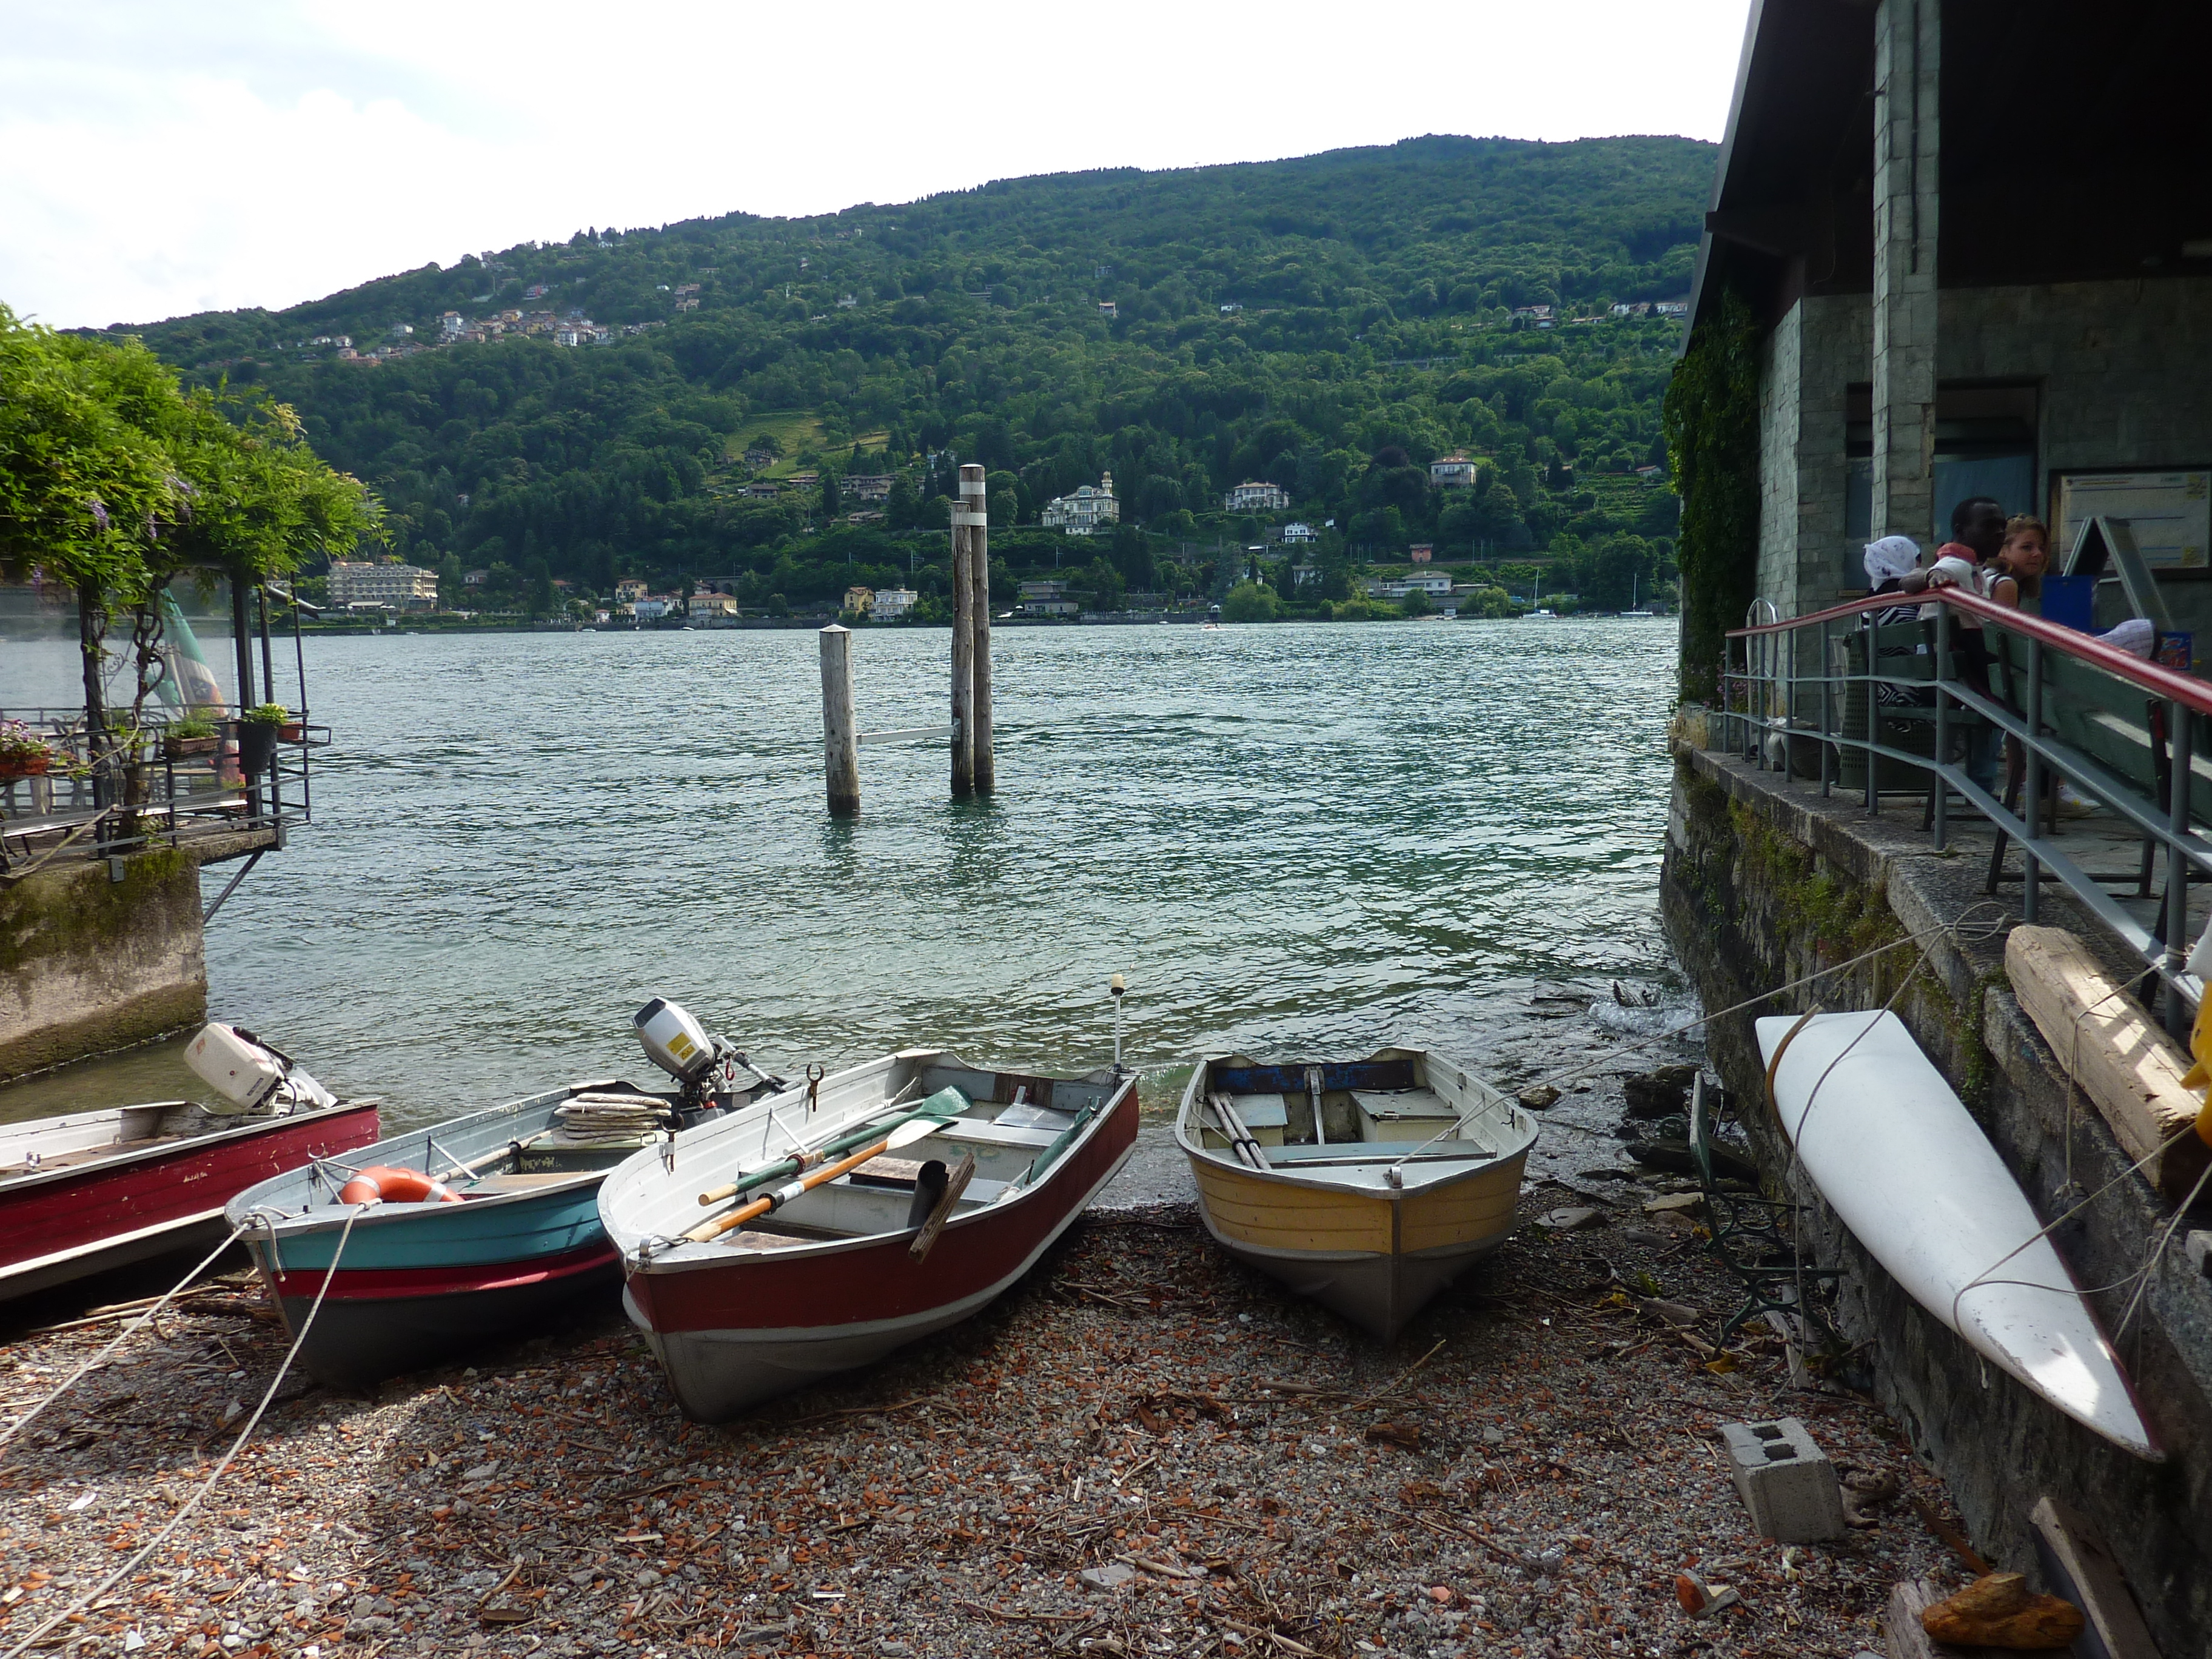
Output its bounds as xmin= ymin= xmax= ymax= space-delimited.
xmin=1985 ymin=515 xmax=2049 ymax=612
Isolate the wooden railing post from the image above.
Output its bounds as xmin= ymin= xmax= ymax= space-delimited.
xmin=820 ymin=624 xmax=859 ymax=818
xmin=950 ymin=464 xmax=984 ymax=799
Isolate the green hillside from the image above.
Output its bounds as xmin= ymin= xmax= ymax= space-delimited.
xmin=101 ymin=133 xmax=1712 ymax=615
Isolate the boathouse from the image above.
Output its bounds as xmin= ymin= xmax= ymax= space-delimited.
xmin=1664 ymin=3 xmax=2212 ymax=1651
xmin=1685 ymin=0 xmax=2212 ymax=641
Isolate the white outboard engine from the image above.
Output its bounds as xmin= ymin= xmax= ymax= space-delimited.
xmin=184 ymin=1023 xmax=338 ymax=1116
xmin=633 ymin=997 xmax=779 ymax=1123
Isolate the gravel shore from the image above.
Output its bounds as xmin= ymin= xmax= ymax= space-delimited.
xmin=1 ymin=1178 xmax=1973 ymax=1659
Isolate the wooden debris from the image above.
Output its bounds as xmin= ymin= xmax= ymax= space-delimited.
xmin=2005 ymin=925 xmax=2212 ymax=1201
xmin=1920 ymin=1573 xmax=2083 ymax=1651
xmin=2028 ymin=1496 xmax=2162 ymax=1659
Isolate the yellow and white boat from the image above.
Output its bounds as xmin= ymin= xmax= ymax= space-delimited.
xmin=1175 ymin=1048 xmax=1537 ymax=1339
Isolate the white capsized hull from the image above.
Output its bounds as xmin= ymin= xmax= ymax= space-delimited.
xmin=1757 ymin=1011 xmax=2157 ymax=1459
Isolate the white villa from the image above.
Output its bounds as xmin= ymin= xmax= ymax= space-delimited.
xmin=1042 ymin=473 xmax=1119 ymax=535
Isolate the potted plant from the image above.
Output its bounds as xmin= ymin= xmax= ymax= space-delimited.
xmin=233 ymin=703 xmax=287 ymax=777
xmin=0 ymin=719 xmax=54 ymax=780
xmin=163 ymin=714 xmax=220 ymax=759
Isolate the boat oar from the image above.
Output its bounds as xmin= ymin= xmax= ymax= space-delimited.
xmin=686 ymin=1118 xmax=940 ymax=1243
xmin=695 ymin=1091 xmax=968 ymax=1207
xmin=432 ymin=1127 xmax=558 ymax=1185
xmin=1209 ymin=1092 xmax=1267 ymax=1170
xmin=908 ymin=1152 xmax=976 ymax=1263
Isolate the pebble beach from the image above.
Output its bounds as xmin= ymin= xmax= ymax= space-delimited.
xmin=1 ymin=1182 xmax=1974 ymax=1659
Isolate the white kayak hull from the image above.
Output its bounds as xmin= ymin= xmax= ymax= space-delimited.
xmin=1757 ymin=1011 xmax=2157 ymax=1460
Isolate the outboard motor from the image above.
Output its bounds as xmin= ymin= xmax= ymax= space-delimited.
xmin=184 ymin=1023 xmax=339 ymax=1116
xmin=633 ymin=997 xmax=782 ymax=1126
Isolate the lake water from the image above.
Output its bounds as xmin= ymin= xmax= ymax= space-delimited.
xmin=1 ymin=618 xmax=1693 ymax=1170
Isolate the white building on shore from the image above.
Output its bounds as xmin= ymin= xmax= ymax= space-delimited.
xmin=1042 ymin=473 xmax=1119 ymax=535
xmin=326 ymin=560 xmax=438 ymax=611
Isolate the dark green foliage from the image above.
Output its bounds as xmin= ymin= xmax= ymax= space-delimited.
xmin=1662 ymin=287 xmax=1760 ymax=700
xmin=99 ymin=135 xmax=1712 ymax=602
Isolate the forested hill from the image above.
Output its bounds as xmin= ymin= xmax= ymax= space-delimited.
xmin=100 ymin=133 xmax=1714 ymax=611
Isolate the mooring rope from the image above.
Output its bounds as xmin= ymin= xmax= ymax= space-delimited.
xmin=2 ymin=1204 xmax=366 ymax=1659
xmin=0 ymin=1219 xmax=253 ymax=1455
xmin=1386 ymin=901 xmax=2008 ymax=1171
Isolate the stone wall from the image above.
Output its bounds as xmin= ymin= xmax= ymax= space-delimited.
xmin=0 ymin=850 xmax=207 ymax=1081
xmin=1661 ymin=746 xmax=2211 ymax=1655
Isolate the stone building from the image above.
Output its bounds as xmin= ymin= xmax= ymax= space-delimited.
xmin=1693 ymin=0 xmax=2212 ymax=635
xmin=1669 ymin=6 xmax=2212 ymax=1649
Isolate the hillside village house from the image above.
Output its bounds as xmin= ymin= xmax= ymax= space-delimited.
xmin=1017 ymin=579 xmax=1079 ymax=617
xmin=691 ymin=592 xmax=740 ymax=617
xmin=1281 ymin=522 xmax=1319 ymax=545
xmin=874 ymin=586 xmax=918 ymax=620
xmin=1224 ymin=481 xmax=1290 ymax=512
xmin=843 ymin=586 xmax=874 ymax=615
xmin=843 ymin=475 xmax=894 ymax=503
xmin=1429 ymin=455 xmax=1479 ymax=488
xmin=615 ymin=579 xmax=649 ymax=603
xmin=1042 ymin=474 xmax=1119 ymax=535
xmin=326 ymin=560 xmax=437 ymax=611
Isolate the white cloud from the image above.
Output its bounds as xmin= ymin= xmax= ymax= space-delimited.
xmin=1 ymin=0 xmax=1751 ymax=329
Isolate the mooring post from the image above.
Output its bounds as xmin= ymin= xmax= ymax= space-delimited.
xmin=820 ymin=623 xmax=860 ymax=818
xmin=950 ymin=464 xmax=982 ymax=799
xmin=965 ymin=464 xmax=996 ymax=795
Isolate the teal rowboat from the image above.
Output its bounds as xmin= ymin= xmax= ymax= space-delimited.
xmin=227 ymin=1081 xmax=692 ymax=1387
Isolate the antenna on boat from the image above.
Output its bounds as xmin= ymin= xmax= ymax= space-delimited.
xmin=1110 ymin=974 xmax=1127 ymax=1077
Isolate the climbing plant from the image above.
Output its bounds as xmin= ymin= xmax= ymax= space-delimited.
xmin=1661 ymin=286 xmax=1760 ymax=702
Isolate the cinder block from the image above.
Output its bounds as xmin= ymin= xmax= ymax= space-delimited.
xmin=1720 ymin=1417 xmax=1846 ymax=1543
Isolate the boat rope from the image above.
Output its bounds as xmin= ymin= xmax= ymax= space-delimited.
xmin=1386 ymin=903 xmax=2009 ymax=1172
xmin=1763 ymin=952 xmax=2212 ymax=1355
xmin=1 ymin=1204 xmax=366 ymax=1659
xmin=0 ymin=1219 xmax=254 ymax=1455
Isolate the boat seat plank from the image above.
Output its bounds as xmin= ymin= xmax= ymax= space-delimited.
xmin=922 ymin=1120 xmax=1059 ymax=1151
xmin=1352 ymin=1088 xmax=1453 ymax=1121
xmin=1264 ymin=1141 xmax=1495 ymax=1168
xmin=466 ymin=1171 xmax=586 ymax=1193
xmin=1215 ymin=1060 xmax=1417 ymax=1094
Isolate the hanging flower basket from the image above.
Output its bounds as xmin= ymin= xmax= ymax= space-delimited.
xmin=0 ymin=719 xmax=55 ymax=780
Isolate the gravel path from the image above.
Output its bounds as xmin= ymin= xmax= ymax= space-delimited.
xmin=0 ymin=1181 xmax=1977 ymax=1659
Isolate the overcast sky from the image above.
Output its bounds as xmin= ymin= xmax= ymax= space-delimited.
xmin=3 ymin=1 xmax=1751 ymax=332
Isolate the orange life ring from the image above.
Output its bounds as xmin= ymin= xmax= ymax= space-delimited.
xmin=338 ymin=1165 xmax=464 ymax=1205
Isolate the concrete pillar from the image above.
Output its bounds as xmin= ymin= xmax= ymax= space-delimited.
xmin=1871 ymin=0 xmax=1940 ymax=545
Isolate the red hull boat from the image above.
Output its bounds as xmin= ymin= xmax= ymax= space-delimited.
xmin=0 ymin=1098 xmax=380 ymax=1299
xmin=602 ymin=1050 xmax=1138 ymax=1421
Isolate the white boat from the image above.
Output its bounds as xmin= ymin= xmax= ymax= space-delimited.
xmin=1175 ymin=1049 xmax=1537 ymax=1339
xmin=1757 ymin=1011 xmax=2157 ymax=1459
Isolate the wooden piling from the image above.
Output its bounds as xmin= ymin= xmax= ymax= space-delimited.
xmin=964 ymin=463 xmax=995 ymax=794
xmin=820 ymin=624 xmax=860 ymax=817
xmin=950 ymin=464 xmax=983 ymax=799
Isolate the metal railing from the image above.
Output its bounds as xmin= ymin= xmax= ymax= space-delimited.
xmin=1720 ymin=587 xmax=2211 ymax=1033
xmin=0 ymin=708 xmax=326 ymax=878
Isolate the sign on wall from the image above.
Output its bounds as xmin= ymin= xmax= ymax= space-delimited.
xmin=2053 ymin=469 xmax=2211 ymax=568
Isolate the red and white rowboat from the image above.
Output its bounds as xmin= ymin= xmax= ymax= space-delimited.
xmin=600 ymin=1048 xmax=1137 ymax=1421
xmin=0 ymin=1097 xmax=380 ymax=1300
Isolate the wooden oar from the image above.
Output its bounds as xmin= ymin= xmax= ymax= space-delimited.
xmin=686 ymin=1118 xmax=940 ymax=1243
xmin=432 ymin=1127 xmax=558 ymax=1185
xmin=909 ymin=1151 xmax=976 ymax=1262
xmin=1208 ymin=1093 xmax=1267 ymax=1170
xmin=696 ymin=1102 xmax=959 ymax=1207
